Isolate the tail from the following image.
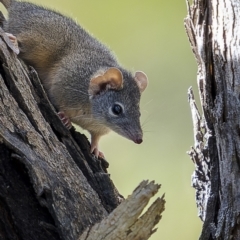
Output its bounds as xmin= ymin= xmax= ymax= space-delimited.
xmin=0 ymin=0 xmax=14 ymax=9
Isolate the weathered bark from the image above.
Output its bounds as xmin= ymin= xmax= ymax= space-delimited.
xmin=0 ymin=26 xmax=165 ymax=240
xmin=185 ymin=0 xmax=240 ymax=239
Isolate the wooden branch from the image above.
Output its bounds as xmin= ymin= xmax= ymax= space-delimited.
xmin=185 ymin=0 xmax=240 ymax=239
xmin=187 ymin=87 xmax=211 ymax=222
xmin=0 ymin=26 xmax=165 ymax=240
xmin=79 ymin=181 xmax=165 ymax=240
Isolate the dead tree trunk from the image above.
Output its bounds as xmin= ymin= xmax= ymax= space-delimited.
xmin=0 ymin=26 xmax=165 ymax=240
xmin=185 ymin=0 xmax=240 ymax=239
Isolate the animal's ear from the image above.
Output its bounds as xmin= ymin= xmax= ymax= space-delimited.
xmin=134 ymin=71 xmax=148 ymax=93
xmin=89 ymin=68 xmax=123 ymax=96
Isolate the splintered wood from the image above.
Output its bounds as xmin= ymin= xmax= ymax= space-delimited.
xmin=79 ymin=181 xmax=165 ymax=240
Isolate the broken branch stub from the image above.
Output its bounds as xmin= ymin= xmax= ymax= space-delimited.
xmin=79 ymin=181 xmax=165 ymax=240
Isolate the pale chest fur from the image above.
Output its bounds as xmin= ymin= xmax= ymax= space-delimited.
xmin=63 ymin=108 xmax=110 ymax=136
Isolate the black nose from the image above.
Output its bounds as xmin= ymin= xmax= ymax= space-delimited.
xmin=134 ymin=138 xmax=143 ymax=144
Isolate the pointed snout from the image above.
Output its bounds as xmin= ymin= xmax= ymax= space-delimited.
xmin=130 ymin=127 xmax=143 ymax=145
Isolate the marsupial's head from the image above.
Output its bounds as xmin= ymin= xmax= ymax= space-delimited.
xmin=89 ymin=67 xmax=148 ymax=144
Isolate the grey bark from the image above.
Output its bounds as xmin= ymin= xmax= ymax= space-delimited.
xmin=185 ymin=0 xmax=240 ymax=239
xmin=0 ymin=25 xmax=165 ymax=240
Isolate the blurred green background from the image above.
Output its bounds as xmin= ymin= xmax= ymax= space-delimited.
xmin=1 ymin=0 xmax=202 ymax=239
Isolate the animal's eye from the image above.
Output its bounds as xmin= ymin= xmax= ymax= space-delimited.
xmin=112 ymin=104 xmax=123 ymax=115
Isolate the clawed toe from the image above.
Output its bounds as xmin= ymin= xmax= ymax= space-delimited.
xmin=58 ymin=112 xmax=72 ymax=129
xmin=6 ymin=32 xmax=19 ymax=54
xmin=98 ymin=151 xmax=105 ymax=159
xmin=91 ymin=145 xmax=105 ymax=159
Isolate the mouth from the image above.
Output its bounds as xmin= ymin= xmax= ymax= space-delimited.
xmin=110 ymin=125 xmax=143 ymax=144
xmin=120 ymin=130 xmax=143 ymax=144
xmin=115 ymin=130 xmax=143 ymax=144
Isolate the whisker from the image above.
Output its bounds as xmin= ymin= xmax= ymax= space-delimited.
xmin=142 ymin=109 xmax=149 ymax=115
xmin=141 ymin=119 xmax=152 ymax=128
xmin=141 ymin=99 xmax=153 ymax=108
xmin=141 ymin=113 xmax=153 ymax=127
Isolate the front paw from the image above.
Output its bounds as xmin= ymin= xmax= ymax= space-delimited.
xmin=91 ymin=145 xmax=105 ymax=159
xmin=58 ymin=112 xmax=72 ymax=129
xmin=5 ymin=32 xmax=19 ymax=54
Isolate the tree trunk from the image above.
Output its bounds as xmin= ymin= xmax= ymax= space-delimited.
xmin=0 ymin=26 xmax=165 ymax=240
xmin=185 ymin=0 xmax=240 ymax=239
